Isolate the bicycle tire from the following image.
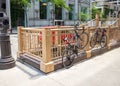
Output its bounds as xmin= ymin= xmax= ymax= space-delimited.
xmin=78 ymin=32 xmax=89 ymax=49
xmin=62 ymin=49 xmax=75 ymax=69
xmin=100 ymin=35 xmax=107 ymax=48
xmin=90 ymin=33 xmax=97 ymax=48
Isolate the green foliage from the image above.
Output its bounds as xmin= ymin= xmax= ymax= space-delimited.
xmin=11 ymin=0 xmax=31 ymax=8
xmin=92 ymin=5 xmax=114 ymax=20
xmin=10 ymin=0 xmax=70 ymax=27
xmin=102 ymin=7 xmax=113 ymax=19
xmin=92 ymin=7 xmax=103 ymax=19
xmin=11 ymin=0 xmax=25 ymax=27
xmin=47 ymin=0 xmax=70 ymax=10
xmin=80 ymin=12 xmax=89 ymax=21
xmin=11 ymin=0 xmax=69 ymax=10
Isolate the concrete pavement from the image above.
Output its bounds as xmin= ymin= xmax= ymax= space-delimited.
xmin=0 ymin=34 xmax=120 ymax=86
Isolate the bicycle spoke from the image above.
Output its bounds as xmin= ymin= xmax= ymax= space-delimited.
xmin=78 ymin=33 xmax=89 ymax=49
xmin=100 ymin=35 xmax=107 ymax=48
xmin=62 ymin=49 xmax=74 ymax=68
xmin=90 ymin=33 xmax=97 ymax=48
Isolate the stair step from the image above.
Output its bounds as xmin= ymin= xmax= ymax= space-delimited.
xmin=19 ymin=54 xmax=40 ymax=70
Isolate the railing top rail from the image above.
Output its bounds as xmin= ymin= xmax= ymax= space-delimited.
xmin=58 ymin=26 xmax=74 ymax=28
xmin=21 ymin=28 xmax=43 ymax=31
xmin=109 ymin=19 xmax=118 ymax=26
xmin=21 ymin=26 xmax=58 ymax=30
xmin=53 ymin=24 xmax=94 ymax=31
xmin=85 ymin=19 xmax=96 ymax=24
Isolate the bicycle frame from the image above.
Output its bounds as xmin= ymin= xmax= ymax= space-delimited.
xmin=90 ymin=27 xmax=107 ymax=48
xmin=63 ymin=25 xmax=85 ymax=55
xmin=62 ymin=24 xmax=89 ymax=68
xmin=95 ymin=28 xmax=106 ymax=43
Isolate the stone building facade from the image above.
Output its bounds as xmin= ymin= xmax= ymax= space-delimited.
xmin=26 ymin=0 xmax=91 ymax=27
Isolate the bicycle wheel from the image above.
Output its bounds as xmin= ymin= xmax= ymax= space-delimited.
xmin=100 ymin=35 xmax=107 ymax=48
xmin=78 ymin=32 xmax=89 ymax=49
xmin=90 ymin=33 xmax=97 ymax=48
xmin=62 ymin=49 xmax=75 ymax=68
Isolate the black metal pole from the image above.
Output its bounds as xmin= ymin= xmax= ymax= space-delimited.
xmin=0 ymin=18 xmax=15 ymax=69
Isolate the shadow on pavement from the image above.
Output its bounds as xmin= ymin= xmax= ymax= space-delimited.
xmin=16 ymin=60 xmax=46 ymax=79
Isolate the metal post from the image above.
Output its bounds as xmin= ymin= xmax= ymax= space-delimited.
xmin=74 ymin=0 xmax=75 ymax=25
xmin=50 ymin=9 xmax=55 ymax=26
xmin=6 ymin=0 xmax=12 ymax=33
xmin=53 ymin=9 xmax=55 ymax=26
xmin=50 ymin=2 xmax=55 ymax=26
xmin=89 ymin=0 xmax=92 ymax=20
xmin=24 ymin=8 xmax=27 ymax=27
xmin=0 ymin=12 xmax=15 ymax=69
xmin=78 ymin=0 xmax=79 ymax=21
xmin=0 ymin=33 xmax=15 ymax=69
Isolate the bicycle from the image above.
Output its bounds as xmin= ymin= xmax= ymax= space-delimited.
xmin=62 ymin=24 xmax=89 ymax=68
xmin=90 ymin=27 xmax=107 ymax=49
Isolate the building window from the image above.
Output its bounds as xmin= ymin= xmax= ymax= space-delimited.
xmin=55 ymin=6 xmax=62 ymax=20
xmin=81 ymin=7 xmax=87 ymax=14
xmin=69 ymin=4 xmax=74 ymax=20
xmin=40 ymin=1 xmax=47 ymax=19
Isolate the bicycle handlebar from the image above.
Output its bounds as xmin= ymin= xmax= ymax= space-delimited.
xmin=74 ymin=25 xmax=78 ymax=36
xmin=74 ymin=24 xmax=85 ymax=33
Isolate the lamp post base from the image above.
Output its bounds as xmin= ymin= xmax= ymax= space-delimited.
xmin=0 ymin=57 xmax=15 ymax=69
xmin=0 ymin=33 xmax=15 ymax=69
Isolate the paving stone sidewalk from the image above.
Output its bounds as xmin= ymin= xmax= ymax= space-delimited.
xmin=0 ymin=34 xmax=120 ymax=86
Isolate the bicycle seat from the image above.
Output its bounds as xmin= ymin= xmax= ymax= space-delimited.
xmin=103 ymin=28 xmax=106 ymax=32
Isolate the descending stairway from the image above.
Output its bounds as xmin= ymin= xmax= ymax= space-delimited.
xmin=18 ymin=54 xmax=40 ymax=70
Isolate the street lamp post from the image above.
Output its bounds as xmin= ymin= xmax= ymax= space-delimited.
xmin=78 ymin=1 xmax=80 ymax=24
xmin=65 ymin=12 xmax=68 ymax=20
xmin=0 ymin=12 xmax=15 ymax=69
xmin=50 ymin=2 xmax=55 ymax=26
xmin=50 ymin=9 xmax=55 ymax=26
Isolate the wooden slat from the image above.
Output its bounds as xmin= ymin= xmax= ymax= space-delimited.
xmin=42 ymin=28 xmax=52 ymax=63
xmin=17 ymin=26 xmax=24 ymax=53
